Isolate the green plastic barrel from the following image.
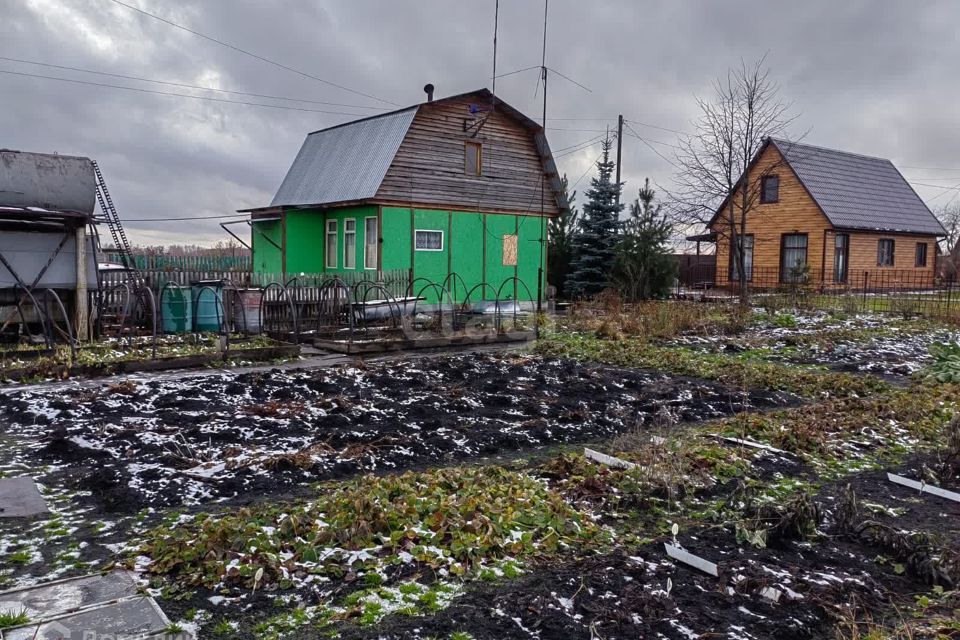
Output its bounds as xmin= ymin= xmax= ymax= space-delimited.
xmin=160 ymin=286 xmax=193 ymax=334
xmin=191 ymin=281 xmax=225 ymax=332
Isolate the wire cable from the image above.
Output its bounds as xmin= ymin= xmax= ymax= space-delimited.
xmin=0 ymin=56 xmax=387 ymax=110
xmin=108 ymin=0 xmax=398 ymax=106
xmin=0 ymin=69 xmax=380 ymax=116
xmin=122 ymin=213 xmax=251 ymax=222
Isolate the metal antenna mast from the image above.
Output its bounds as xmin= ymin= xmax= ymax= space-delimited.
xmin=491 ymin=0 xmax=499 ymax=105
xmin=536 ymin=0 xmax=548 ymax=333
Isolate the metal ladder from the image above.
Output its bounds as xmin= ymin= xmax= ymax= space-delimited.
xmin=92 ymin=161 xmax=146 ymax=335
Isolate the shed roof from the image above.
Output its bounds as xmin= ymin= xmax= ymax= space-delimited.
xmin=772 ymin=139 xmax=945 ymax=236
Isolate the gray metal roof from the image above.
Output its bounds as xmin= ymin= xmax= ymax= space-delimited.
xmin=771 ymin=139 xmax=946 ymax=236
xmin=270 ymin=107 xmax=417 ymax=207
xmin=0 ymin=150 xmax=95 ymax=214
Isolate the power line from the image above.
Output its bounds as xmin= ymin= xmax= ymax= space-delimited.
xmin=621 ymin=131 xmax=681 ymax=150
xmin=623 ymin=122 xmax=680 ymax=169
xmin=901 ymin=164 xmax=960 ymax=172
xmin=552 ymin=133 xmax=606 ymax=155
xmin=570 ymin=148 xmax=606 ymax=192
xmin=0 ymin=69 xmax=380 ymax=117
xmin=554 ymin=137 xmax=605 ymax=159
xmin=912 ymin=182 xmax=960 ymax=191
xmin=108 ymin=0 xmax=398 ymax=106
xmin=624 ymin=118 xmax=686 ymax=135
xmin=122 ymin=213 xmax=250 ymax=222
xmin=0 ymin=56 xmax=387 ymax=110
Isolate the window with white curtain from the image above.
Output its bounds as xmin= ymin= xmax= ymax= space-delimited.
xmin=364 ymin=217 xmax=378 ymax=269
xmin=343 ymin=219 xmax=356 ymax=269
xmin=325 ymin=219 xmax=337 ymax=269
xmin=415 ymin=230 xmax=444 ymax=251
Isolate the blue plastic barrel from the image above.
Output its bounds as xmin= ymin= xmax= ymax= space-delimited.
xmin=191 ymin=281 xmax=225 ymax=332
xmin=160 ymin=285 xmax=193 ymax=334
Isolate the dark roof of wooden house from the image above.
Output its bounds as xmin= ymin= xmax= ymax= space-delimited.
xmin=770 ymin=139 xmax=945 ymax=236
xmin=241 ymin=89 xmax=566 ymax=214
xmin=710 ymin=139 xmax=946 ymax=236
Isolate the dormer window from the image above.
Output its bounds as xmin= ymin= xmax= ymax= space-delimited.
xmin=465 ymin=141 xmax=482 ymax=176
xmin=760 ymin=175 xmax=779 ymax=203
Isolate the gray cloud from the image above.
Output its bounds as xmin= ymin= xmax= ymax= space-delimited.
xmin=3 ymin=0 xmax=958 ymax=245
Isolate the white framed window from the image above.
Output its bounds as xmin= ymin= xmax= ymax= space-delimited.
xmin=325 ymin=219 xmax=338 ymax=269
xmin=364 ymin=216 xmax=378 ymax=270
xmin=465 ymin=141 xmax=482 ymax=176
xmin=415 ymin=229 xmax=444 ymax=251
xmin=343 ymin=219 xmax=356 ymax=269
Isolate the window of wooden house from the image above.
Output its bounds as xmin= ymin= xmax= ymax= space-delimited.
xmin=780 ymin=233 xmax=808 ymax=282
xmin=343 ymin=219 xmax=356 ymax=269
xmin=415 ymin=230 xmax=444 ymax=251
xmin=465 ymin=141 xmax=482 ymax=176
xmin=364 ymin=217 xmax=378 ymax=270
xmin=877 ymin=239 xmax=895 ymax=267
xmin=760 ymin=175 xmax=780 ymax=204
xmin=834 ymin=233 xmax=850 ymax=283
xmin=915 ymin=242 xmax=928 ymax=267
xmin=325 ymin=219 xmax=338 ymax=269
xmin=502 ymin=234 xmax=518 ymax=266
xmin=728 ymin=234 xmax=754 ymax=282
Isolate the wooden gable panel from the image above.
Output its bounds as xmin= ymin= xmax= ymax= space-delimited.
xmin=712 ymin=144 xmax=832 ymax=284
xmin=376 ymin=97 xmax=560 ymax=216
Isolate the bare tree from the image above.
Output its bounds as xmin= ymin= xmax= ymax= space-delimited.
xmin=671 ymin=57 xmax=797 ymax=303
xmin=936 ymin=202 xmax=960 ymax=281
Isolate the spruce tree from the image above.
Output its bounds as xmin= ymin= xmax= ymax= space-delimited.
xmin=547 ymin=174 xmax=578 ymax=298
xmin=612 ymin=178 xmax=677 ymax=300
xmin=567 ymin=138 xmax=623 ymax=298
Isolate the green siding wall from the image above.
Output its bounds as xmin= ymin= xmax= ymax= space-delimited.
xmin=284 ymin=210 xmax=326 ymax=273
xmin=322 ymin=206 xmax=379 ymax=274
xmin=251 ymin=220 xmax=283 ymax=273
xmin=450 ymin=212 xmax=484 ymax=299
xmin=252 ymin=204 xmax=544 ymax=302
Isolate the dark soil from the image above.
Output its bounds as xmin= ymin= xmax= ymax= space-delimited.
xmin=0 ymin=352 xmax=799 ymax=514
xmin=325 ymin=454 xmax=960 ymax=640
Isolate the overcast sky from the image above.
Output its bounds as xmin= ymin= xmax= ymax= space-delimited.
xmin=3 ymin=0 xmax=959 ymax=246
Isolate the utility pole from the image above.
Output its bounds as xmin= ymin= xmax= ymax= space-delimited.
xmin=615 ymin=114 xmax=624 ymax=207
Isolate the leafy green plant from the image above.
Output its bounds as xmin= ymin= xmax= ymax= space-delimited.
xmin=923 ymin=342 xmax=960 ymax=383
xmin=141 ymin=466 xmax=604 ymax=590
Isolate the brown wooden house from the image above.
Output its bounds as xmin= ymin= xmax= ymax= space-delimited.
xmin=700 ymin=139 xmax=946 ymax=289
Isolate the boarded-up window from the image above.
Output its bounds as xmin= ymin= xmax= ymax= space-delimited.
xmin=502 ymin=234 xmax=518 ymax=266
xmin=465 ymin=141 xmax=482 ymax=176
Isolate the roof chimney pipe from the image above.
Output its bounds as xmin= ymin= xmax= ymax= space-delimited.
xmin=423 ymin=83 xmax=435 ymax=102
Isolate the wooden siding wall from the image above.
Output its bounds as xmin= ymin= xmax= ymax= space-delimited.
xmin=713 ymin=145 xmax=830 ymax=285
xmin=844 ymin=231 xmax=936 ymax=275
xmin=375 ymin=97 xmax=560 ymax=216
xmin=712 ymin=145 xmax=939 ymax=285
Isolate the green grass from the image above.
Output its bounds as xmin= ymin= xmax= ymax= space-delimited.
xmin=0 ymin=609 xmax=30 ymax=630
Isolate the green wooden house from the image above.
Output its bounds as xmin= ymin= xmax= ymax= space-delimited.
xmin=240 ymin=88 xmax=566 ymax=302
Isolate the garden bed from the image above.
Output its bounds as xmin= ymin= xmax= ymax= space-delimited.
xmin=1 ymin=308 xmax=958 ymax=640
xmin=0 ymin=352 xmax=798 ymax=513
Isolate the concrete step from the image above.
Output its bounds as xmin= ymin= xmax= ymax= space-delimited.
xmin=0 ymin=571 xmax=189 ymax=640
